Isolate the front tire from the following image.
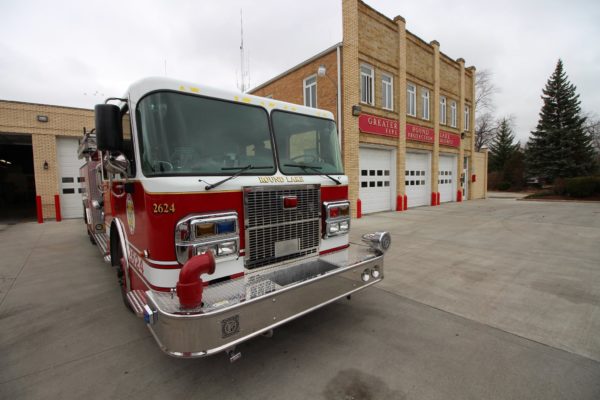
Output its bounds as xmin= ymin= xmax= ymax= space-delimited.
xmin=110 ymin=232 xmax=133 ymax=313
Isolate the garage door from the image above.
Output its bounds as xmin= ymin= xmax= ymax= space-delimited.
xmin=57 ymin=137 xmax=85 ymax=218
xmin=359 ymin=147 xmax=393 ymax=214
xmin=405 ymin=152 xmax=430 ymax=208
xmin=439 ymin=154 xmax=457 ymax=203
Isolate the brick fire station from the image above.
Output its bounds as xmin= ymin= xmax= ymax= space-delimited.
xmin=251 ymin=0 xmax=488 ymax=216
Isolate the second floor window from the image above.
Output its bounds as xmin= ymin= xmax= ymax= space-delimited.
xmin=382 ymin=73 xmax=393 ymax=110
xmin=303 ymin=75 xmax=317 ymax=108
xmin=450 ymin=100 xmax=457 ymax=128
xmin=407 ymin=83 xmax=416 ymax=116
xmin=422 ymin=89 xmax=430 ymax=120
xmin=440 ymin=96 xmax=447 ymax=125
xmin=464 ymin=105 xmax=470 ymax=131
xmin=360 ymin=64 xmax=374 ymax=105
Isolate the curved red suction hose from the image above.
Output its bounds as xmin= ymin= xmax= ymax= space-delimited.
xmin=176 ymin=251 xmax=216 ymax=309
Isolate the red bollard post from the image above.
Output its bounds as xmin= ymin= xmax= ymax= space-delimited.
xmin=396 ymin=195 xmax=403 ymax=211
xmin=357 ymin=198 xmax=362 ymax=219
xmin=36 ymin=195 xmax=43 ymax=223
xmin=54 ymin=194 xmax=62 ymax=222
xmin=437 ymin=192 xmax=441 ymax=206
xmin=457 ymin=190 xmax=462 ymax=202
xmin=403 ymin=194 xmax=408 ymax=210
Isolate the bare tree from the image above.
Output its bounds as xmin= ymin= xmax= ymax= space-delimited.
xmin=583 ymin=113 xmax=600 ymax=152
xmin=474 ymin=69 xmax=499 ymax=150
xmin=475 ymin=112 xmax=498 ymax=151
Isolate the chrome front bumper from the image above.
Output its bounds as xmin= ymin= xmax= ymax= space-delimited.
xmin=144 ymin=243 xmax=384 ymax=357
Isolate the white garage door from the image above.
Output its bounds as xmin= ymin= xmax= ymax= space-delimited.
xmin=405 ymin=152 xmax=431 ymax=208
xmin=359 ymin=147 xmax=393 ymax=214
xmin=439 ymin=154 xmax=457 ymax=203
xmin=57 ymin=137 xmax=85 ymax=219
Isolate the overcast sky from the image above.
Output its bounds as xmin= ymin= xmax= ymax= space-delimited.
xmin=1 ymin=0 xmax=599 ymax=143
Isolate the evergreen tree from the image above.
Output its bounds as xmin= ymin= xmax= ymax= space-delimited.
xmin=527 ymin=59 xmax=596 ymax=181
xmin=503 ymin=146 xmax=526 ymax=189
xmin=489 ymin=117 xmax=518 ymax=172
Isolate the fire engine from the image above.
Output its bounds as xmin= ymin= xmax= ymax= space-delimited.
xmin=78 ymin=77 xmax=390 ymax=361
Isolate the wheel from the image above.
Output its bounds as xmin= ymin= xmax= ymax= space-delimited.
xmin=111 ymin=236 xmax=133 ymax=313
xmin=117 ymin=256 xmax=134 ymax=313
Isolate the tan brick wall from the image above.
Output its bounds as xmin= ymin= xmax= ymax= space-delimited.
xmin=358 ymin=2 xmax=398 ymax=68
xmin=440 ymin=57 xmax=460 ymax=96
xmin=0 ymin=101 xmax=93 ymax=137
xmin=342 ymin=0 xmax=361 ymax=217
xmin=406 ymin=35 xmax=434 ymax=85
xmin=471 ymin=151 xmax=488 ymax=199
xmin=465 ymin=71 xmax=474 ymax=102
xmin=1 ymin=100 xmax=94 ymax=219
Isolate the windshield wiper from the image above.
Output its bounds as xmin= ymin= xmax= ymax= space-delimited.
xmin=203 ymin=165 xmax=272 ymax=190
xmin=284 ymin=163 xmax=341 ymax=185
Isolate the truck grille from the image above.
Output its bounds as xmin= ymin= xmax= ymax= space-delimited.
xmin=244 ymin=184 xmax=321 ymax=269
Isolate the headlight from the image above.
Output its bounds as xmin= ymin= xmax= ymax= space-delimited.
xmin=175 ymin=212 xmax=239 ymax=264
xmin=323 ymin=200 xmax=351 ymax=238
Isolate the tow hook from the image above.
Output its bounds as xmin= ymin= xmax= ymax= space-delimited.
xmin=226 ymin=346 xmax=242 ymax=363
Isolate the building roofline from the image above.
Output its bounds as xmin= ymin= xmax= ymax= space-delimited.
xmin=0 ymin=99 xmax=93 ymax=112
xmin=249 ymin=42 xmax=342 ymax=93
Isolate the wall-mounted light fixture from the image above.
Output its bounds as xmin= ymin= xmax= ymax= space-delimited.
xmin=352 ymin=105 xmax=362 ymax=117
xmin=461 ymin=131 xmax=466 ymax=139
xmin=43 ymin=161 xmax=49 ymax=170
xmin=317 ymin=64 xmax=327 ymax=77
xmin=37 ymin=115 xmax=49 ymax=123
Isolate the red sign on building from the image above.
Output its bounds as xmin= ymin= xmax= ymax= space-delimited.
xmin=358 ymin=114 xmax=399 ymax=138
xmin=440 ymin=130 xmax=460 ymax=147
xmin=406 ymin=124 xmax=461 ymax=148
xmin=406 ymin=123 xmax=434 ymax=143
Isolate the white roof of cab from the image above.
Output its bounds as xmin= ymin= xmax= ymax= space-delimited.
xmin=126 ymin=77 xmax=334 ymax=120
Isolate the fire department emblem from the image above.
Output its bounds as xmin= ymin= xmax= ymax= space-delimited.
xmin=126 ymin=194 xmax=135 ymax=235
xmin=221 ymin=315 xmax=240 ymax=338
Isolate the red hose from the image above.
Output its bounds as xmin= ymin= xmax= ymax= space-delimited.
xmin=176 ymin=252 xmax=216 ymax=309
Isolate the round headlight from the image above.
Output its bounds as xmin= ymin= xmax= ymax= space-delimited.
xmin=361 ymin=270 xmax=371 ymax=282
xmin=371 ymin=267 xmax=381 ymax=279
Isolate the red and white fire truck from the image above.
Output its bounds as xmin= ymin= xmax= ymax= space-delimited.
xmin=78 ymin=77 xmax=390 ymax=360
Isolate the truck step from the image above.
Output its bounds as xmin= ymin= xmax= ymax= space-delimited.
xmin=126 ymin=290 xmax=147 ymax=317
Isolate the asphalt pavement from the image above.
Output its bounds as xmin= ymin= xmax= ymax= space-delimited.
xmin=1 ymin=198 xmax=599 ymax=399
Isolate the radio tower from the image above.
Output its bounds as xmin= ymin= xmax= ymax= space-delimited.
xmin=237 ymin=9 xmax=250 ymax=93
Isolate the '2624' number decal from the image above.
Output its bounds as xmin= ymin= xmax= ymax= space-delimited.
xmin=152 ymin=203 xmax=175 ymax=214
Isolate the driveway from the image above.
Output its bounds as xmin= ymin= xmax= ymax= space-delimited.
xmin=351 ymin=197 xmax=600 ymax=362
xmin=1 ymin=198 xmax=599 ymax=399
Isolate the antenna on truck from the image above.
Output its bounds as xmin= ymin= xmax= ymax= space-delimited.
xmin=237 ymin=9 xmax=250 ymax=93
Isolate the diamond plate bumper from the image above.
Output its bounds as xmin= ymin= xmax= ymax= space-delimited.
xmin=144 ymin=243 xmax=384 ymax=357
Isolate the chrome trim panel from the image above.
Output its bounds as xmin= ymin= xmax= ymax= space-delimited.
xmin=323 ymin=200 xmax=351 ymax=238
xmin=144 ymin=243 xmax=384 ymax=357
xmin=175 ymin=211 xmax=239 ymax=264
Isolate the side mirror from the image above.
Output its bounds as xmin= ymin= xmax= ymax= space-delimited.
xmin=95 ymin=104 xmax=123 ymax=152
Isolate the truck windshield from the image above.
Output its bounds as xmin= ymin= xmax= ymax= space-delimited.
xmin=136 ymin=92 xmax=275 ymax=176
xmin=271 ymin=110 xmax=343 ymax=175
